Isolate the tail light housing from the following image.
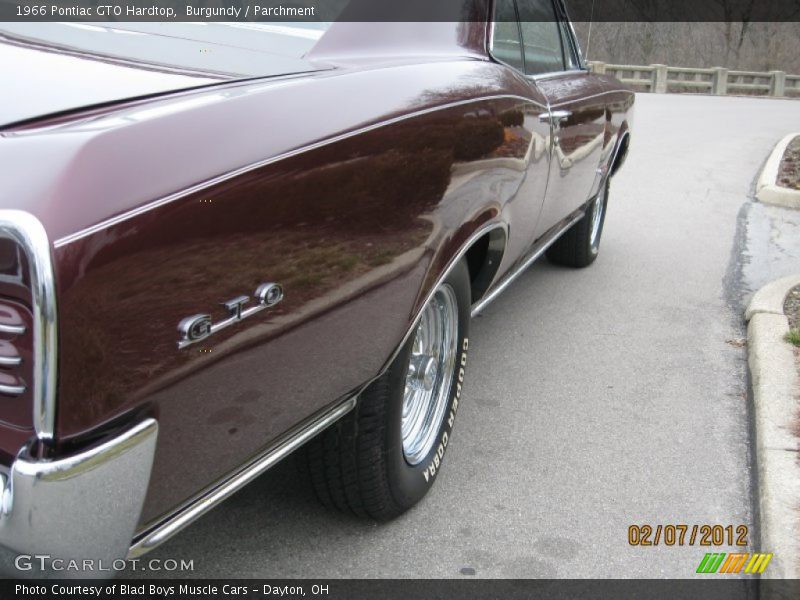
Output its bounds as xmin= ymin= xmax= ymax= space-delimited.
xmin=0 ymin=213 xmax=58 ymax=452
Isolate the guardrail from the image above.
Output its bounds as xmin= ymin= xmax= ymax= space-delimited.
xmin=588 ymin=62 xmax=800 ymax=98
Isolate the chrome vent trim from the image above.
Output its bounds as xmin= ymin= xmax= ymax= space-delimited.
xmin=0 ymin=355 xmax=22 ymax=367
xmin=0 ymin=211 xmax=58 ymax=444
xmin=0 ymin=381 xmax=26 ymax=396
xmin=0 ymin=323 xmax=25 ymax=335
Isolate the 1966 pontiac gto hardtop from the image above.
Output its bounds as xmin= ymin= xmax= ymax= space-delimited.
xmin=0 ymin=0 xmax=632 ymax=574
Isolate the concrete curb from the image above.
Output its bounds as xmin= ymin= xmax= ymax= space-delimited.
xmin=756 ymin=133 xmax=800 ymax=210
xmin=746 ymin=276 xmax=800 ymax=580
xmin=746 ymin=274 xmax=800 ymax=321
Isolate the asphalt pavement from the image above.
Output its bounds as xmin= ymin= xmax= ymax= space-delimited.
xmin=127 ymin=93 xmax=800 ymax=579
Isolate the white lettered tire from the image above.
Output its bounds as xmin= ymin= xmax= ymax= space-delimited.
xmin=300 ymin=260 xmax=471 ymax=519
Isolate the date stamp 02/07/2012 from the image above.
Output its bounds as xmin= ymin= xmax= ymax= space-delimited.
xmin=628 ymin=525 xmax=775 ymax=575
xmin=628 ymin=524 xmax=748 ymax=547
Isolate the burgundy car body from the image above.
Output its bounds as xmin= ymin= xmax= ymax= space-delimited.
xmin=0 ymin=2 xmax=633 ymax=569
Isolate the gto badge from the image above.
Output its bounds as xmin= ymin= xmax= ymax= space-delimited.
xmin=178 ymin=282 xmax=283 ymax=349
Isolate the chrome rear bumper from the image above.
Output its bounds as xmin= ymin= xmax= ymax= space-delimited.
xmin=0 ymin=419 xmax=157 ymax=577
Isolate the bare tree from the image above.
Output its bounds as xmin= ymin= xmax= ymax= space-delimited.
xmin=573 ymin=20 xmax=800 ymax=74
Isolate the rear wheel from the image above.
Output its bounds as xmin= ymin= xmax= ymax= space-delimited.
xmin=546 ymin=179 xmax=609 ymax=268
xmin=300 ymin=260 xmax=471 ymax=520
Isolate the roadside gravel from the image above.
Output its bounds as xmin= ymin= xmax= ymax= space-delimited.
xmin=785 ymin=285 xmax=800 ymax=329
xmin=778 ymin=136 xmax=800 ymax=191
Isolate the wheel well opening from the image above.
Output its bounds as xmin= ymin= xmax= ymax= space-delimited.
xmin=609 ymin=131 xmax=630 ymax=178
xmin=465 ymin=228 xmax=506 ymax=304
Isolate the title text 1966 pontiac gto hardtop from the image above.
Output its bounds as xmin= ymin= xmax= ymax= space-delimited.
xmin=0 ymin=0 xmax=632 ymax=574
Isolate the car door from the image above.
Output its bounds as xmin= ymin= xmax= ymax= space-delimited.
xmin=516 ymin=0 xmax=609 ymax=241
xmin=486 ymin=0 xmax=554 ymax=270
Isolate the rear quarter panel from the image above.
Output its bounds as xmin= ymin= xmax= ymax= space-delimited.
xmin=0 ymin=60 xmax=555 ymax=527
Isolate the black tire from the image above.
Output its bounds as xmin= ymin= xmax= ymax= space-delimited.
xmin=299 ymin=260 xmax=471 ymax=520
xmin=546 ymin=179 xmax=610 ymax=268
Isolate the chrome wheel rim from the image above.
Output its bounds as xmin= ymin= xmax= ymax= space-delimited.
xmin=589 ymin=187 xmax=606 ymax=249
xmin=401 ymin=284 xmax=458 ymax=465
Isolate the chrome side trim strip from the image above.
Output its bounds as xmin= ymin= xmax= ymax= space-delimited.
xmin=471 ymin=209 xmax=585 ymax=317
xmin=128 ymin=396 xmax=357 ymax=558
xmin=0 ymin=211 xmax=58 ymax=444
xmin=54 ymin=94 xmax=537 ymax=248
xmin=530 ymin=68 xmax=587 ymax=82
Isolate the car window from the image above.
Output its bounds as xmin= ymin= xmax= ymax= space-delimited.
xmin=490 ymin=0 xmax=525 ymax=72
xmin=558 ymin=19 xmax=581 ymax=69
xmin=516 ymin=0 xmax=566 ymax=75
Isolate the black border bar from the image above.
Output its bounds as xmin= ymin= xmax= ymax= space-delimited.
xmin=1 ymin=0 xmax=800 ymax=23
xmin=3 ymin=578 xmax=798 ymax=600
